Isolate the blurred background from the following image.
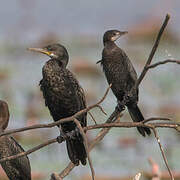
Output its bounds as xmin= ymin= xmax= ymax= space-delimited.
xmin=0 ymin=0 xmax=180 ymax=180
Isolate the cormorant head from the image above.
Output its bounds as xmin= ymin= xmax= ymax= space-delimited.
xmin=28 ymin=43 xmax=69 ymax=67
xmin=103 ymin=30 xmax=128 ymax=45
xmin=0 ymin=100 xmax=9 ymax=132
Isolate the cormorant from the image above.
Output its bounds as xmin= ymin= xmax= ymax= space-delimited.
xmin=97 ymin=30 xmax=151 ymax=136
xmin=0 ymin=100 xmax=31 ymax=180
xmin=28 ymin=44 xmax=87 ymax=165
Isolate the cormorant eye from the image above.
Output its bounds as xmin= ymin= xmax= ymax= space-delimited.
xmin=46 ymin=46 xmax=52 ymax=51
xmin=113 ymin=32 xmax=117 ymax=36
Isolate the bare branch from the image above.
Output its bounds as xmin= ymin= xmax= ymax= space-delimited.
xmin=0 ymin=120 xmax=179 ymax=165
xmin=55 ymin=162 xmax=75 ymax=180
xmin=136 ymin=14 xmax=170 ymax=88
xmin=0 ymin=138 xmax=57 ymax=163
xmin=147 ymin=59 xmax=180 ymax=69
xmin=73 ymin=118 xmax=95 ymax=180
xmin=96 ymin=105 xmax=107 ymax=115
xmin=85 ymin=121 xmax=179 ymax=131
xmin=141 ymin=117 xmax=171 ymax=123
xmin=152 ymin=128 xmax=174 ymax=180
xmin=88 ymin=112 xmax=97 ymax=125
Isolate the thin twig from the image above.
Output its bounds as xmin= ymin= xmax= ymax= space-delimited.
xmin=0 ymin=138 xmax=57 ymax=163
xmin=152 ymin=128 xmax=174 ymax=180
xmin=142 ymin=117 xmax=171 ymax=123
xmin=88 ymin=112 xmax=97 ymax=125
xmin=73 ymin=118 xmax=95 ymax=180
xmin=55 ymin=162 xmax=75 ymax=180
xmin=96 ymin=105 xmax=107 ymax=115
xmin=136 ymin=14 xmax=170 ymax=88
xmin=147 ymin=59 xmax=180 ymax=69
xmin=85 ymin=122 xmax=179 ymax=131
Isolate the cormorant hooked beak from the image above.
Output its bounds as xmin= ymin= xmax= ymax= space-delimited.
xmin=111 ymin=31 xmax=128 ymax=41
xmin=120 ymin=31 xmax=128 ymax=35
xmin=27 ymin=48 xmax=58 ymax=59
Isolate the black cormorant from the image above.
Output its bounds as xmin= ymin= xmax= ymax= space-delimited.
xmin=97 ymin=30 xmax=151 ymax=136
xmin=0 ymin=100 xmax=31 ymax=180
xmin=28 ymin=44 xmax=87 ymax=165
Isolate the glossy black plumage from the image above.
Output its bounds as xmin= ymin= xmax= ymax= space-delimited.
xmin=0 ymin=100 xmax=31 ymax=180
xmin=28 ymin=44 xmax=87 ymax=165
xmin=98 ymin=30 xmax=151 ymax=136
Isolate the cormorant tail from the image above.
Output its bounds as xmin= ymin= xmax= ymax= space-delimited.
xmin=127 ymin=104 xmax=151 ymax=137
xmin=66 ymin=132 xmax=87 ymax=166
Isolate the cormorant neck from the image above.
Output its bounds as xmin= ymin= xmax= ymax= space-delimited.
xmin=62 ymin=57 xmax=69 ymax=68
xmin=103 ymin=40 xmax=116 ymax=47
xmin=53 ymin=57 xmax=69 ymax=68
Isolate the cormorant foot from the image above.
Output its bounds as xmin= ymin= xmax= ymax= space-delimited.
xmin=57 ymin=135 xmax=65 ymax=143
xmin=117 ymin=101 xmax=125 ymax=112
xmin=57 ymin=130 xmax=77 ymax=143
xmin=60 ymin=130 xmax=68 ymax=139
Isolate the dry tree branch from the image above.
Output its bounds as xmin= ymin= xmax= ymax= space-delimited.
xmin=96 ymin=104 xmax=107 ymax=115
xmin=52 ymin=162 xmax=74 ymax=180
xmin=141 ymin=117 xmax=171 ymax=123
xmin=152 ymin=128 xmax=174 ymax=180
xmin=88 ymin=112 xmax=97 ymax=125
xmin=0 ymin=138 xmax=57 ymax=163
xmin=0 ymin=119 xmax=179 ymax=165
xmin=0 ymin=111 xmax=176 ymax=177
xmin=73 ymin=118 xmax=95 ymax=180
xmin=85 ymin=121 xmax=179 ymax=131
xmin=0 ymin=84 xmax=112 ymax=138
xmin=135 ymin=13 xmax=174 ymax=180
xmin=136 ymin=14 xmax=170 ymax=88
xmin=146 ymin=59 xmax=180 ymax=69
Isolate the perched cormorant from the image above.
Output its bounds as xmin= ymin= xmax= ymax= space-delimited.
xmin=0 ymin=100 xmax=31 ymax=180
xmin=97 ymin=30 xmax=151 ymax=136
xmin=28 ymin=44 xmax=87 ymax=165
